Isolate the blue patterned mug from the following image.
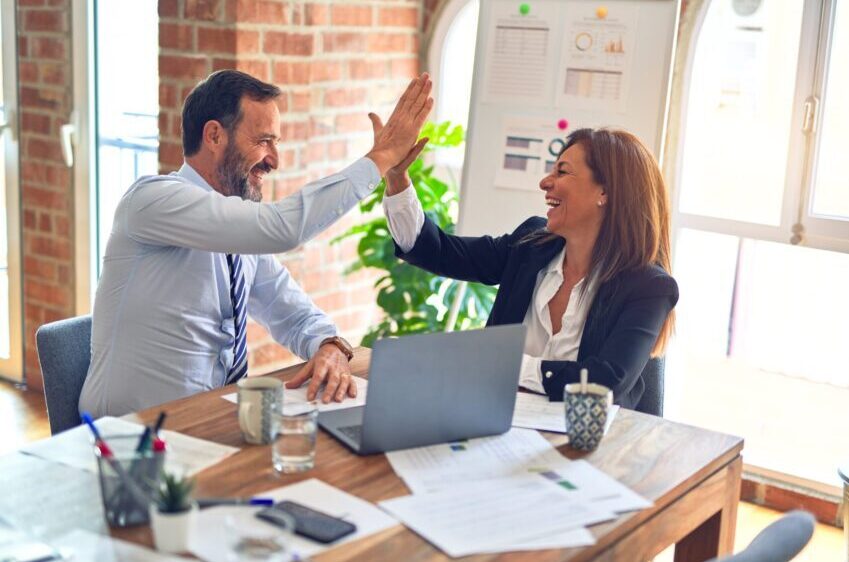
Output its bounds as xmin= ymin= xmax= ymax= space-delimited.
xmin=564 ymin=370 xmax=613 ymax=451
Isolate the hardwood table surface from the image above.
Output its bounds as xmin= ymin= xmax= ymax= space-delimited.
xmin=104 ymin=348 xmax=745 ymax=561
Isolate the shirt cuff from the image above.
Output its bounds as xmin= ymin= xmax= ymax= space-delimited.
xmin=518 ymin=354 xmax=545 ymax=394
xmin=383 ymin=183 xmax=418 ymax=206
xmin=343 ymin=157 xmax=382 ymax=199
xmin=306 ymin=331 xmax=340 ymax=359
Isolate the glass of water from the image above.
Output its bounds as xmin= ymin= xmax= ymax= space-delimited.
xmin=272 ymin=399 xmax=318 ymax=473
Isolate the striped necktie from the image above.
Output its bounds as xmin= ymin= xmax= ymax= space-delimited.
xmin=226 ymin=254 xmax=248 ymax=384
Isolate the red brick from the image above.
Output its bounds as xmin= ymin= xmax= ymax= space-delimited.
xmin=349 ymin=60 xmax=385 ymax=80
xmin=159 ymin=54 xmax=209 ymax=80
xmin=159 ymin=0 xmax=179 ymax=18
xmin=19 ymin=0 xmax=46 ymax=5
xmin=291 ymin=91 xmax=311 ymax=112
xmin=24 ymin=256 xmax=57 ymax=280
xmin=160 ymin=23 xmax=194 ymax=50
xmin=160 ymin=83 xmax=178 ymax=109
xmin=24 ymin=9 xmax=65 ymax=32
xmin=19 ymin=61 xmax=39 ymax=83
xmin=38 ymin=213 xmax=52 ymax=233
xmin=272 ymin=61 xmax=310 ymax=85
xmin=26 ymin=138 xmax=64 ymax=162
xmin=159 ymin=141 xmax=184 ymax=167
xmin=310 ymin=61 xmax=342 ymax=82
xmin=18 ymin=36 xmax=28 ymax=58
xmin=23 ymin=186 xmax=66 ymax=210
xmin=210 ymin=58 xmax=269 ymax=81
xmin=322 ymin=32 xmax=366 ymax=53
xmin=29 ymin=235 xmax=71 ymax=260
xmin=324 ymin=87 xmax=367 ymax=108
xmin=264 ymin=32 xmax=314 ymax=56
xmin=367 ymin=33 xmax=410 ymax=53
xmin=24 ymin=210 xmax=36 ymax=229
xmin=55 ymin=216 xmax=70 ymax=237
xmin=198 ymin=28 xmax=259 ymax=54
xmin=303 ymin=141 xmax=325 ymax=163
xmin=57 ymin=265 xmax=71 ymax=285
xmin=328 ymin=140 xmax=347 ymax=160
xmin=20 ymin=86 xmax=62 ymax=111
xmin=331 ymin=5 xmax=372 ymax=27
xmin=378 ymin=6 xmax=418 ymax=28
xmin=31 ymin=37 xmax=66 ymax=59
xmin=280 ymin=120 xmax=310 ymax=142
xmin=305 ymin=3 xmax=328 ymax=25
xmin=335 ymin=112 xmax=370 ymax=134
xmin=250 ymin=342 xmax=296 ymax=371
xmin=314 ymin=291 xmax=347 ymax=312
xmin=21 ymin=111 xmax=51 ymax=135
xmin=41 ymin=62 xmax=65 ymax=85
xmin=25 ymin=279 xmax=70 ymax=308
xmin=184 ymin=0 xmax=220 ymax=21
xmin=390 ymin=57 xmax=419 ymax=77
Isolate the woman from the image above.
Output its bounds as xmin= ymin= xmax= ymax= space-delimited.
xmin=382 ymin=127 xmax=678 ymax=409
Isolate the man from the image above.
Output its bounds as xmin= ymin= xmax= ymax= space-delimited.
xmin=79 ymin=70 xmax=432 ymax=417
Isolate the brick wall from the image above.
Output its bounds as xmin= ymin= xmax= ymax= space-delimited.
xmin=158 ymin=0 xmax=443 ymax=374
xmin=17 ymin=0 xmax=75 ymax=391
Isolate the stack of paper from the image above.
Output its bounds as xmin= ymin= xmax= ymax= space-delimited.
xmin=512 ymin=391 xmax=620 ymax=435
xmin=221 ymin=375 xmax=369 ymax=412
xmin=19 ymin=416 xmax=239 ymax=477
xmin=383 ymin=428 xmax=651 ymax=556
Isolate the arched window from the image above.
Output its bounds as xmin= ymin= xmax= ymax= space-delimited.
xmin=427 ymin=0 xmax=479 ymax=171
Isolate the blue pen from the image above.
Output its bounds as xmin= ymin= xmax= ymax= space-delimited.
xmin=197 ymin=497 xmax=275 ymax=509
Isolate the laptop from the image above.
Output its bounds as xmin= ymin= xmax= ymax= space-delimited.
xmin=318 ymin=324 xmax=527 ymax=455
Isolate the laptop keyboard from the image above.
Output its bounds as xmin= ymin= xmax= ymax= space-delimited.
xmin=338 ymin=424 xmax=363 ymax=443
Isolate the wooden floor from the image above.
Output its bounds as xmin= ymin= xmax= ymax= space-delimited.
xmin=1 ymin=381 xmax=844 ymax=560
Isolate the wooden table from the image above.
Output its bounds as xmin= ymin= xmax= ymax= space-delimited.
xmin=105 ymin=348 xmax=743 ymax=561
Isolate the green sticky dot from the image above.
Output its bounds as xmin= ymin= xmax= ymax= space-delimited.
xmin=519 ymin=3 xmax=530 ymax=15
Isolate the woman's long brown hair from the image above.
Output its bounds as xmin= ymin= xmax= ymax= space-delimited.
xmin=531 ymin=128 xmax=675 ymax=356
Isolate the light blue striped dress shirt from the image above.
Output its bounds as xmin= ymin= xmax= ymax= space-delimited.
xmin=79 ymin=158 xmax=380 ymax=417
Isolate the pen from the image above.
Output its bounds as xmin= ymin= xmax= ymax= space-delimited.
xmin=197 ymin=497 xmax=274 ymax=509
xmin=134 ymin=426 xmax=152 ymax=453
xmin=152 ymin=411 xmax=167 ymax=437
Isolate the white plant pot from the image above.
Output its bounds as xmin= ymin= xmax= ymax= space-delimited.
xmin=149 ymin=503 xmax=197 ymax=554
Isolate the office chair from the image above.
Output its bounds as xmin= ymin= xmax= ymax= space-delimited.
xmin=706 ymin=510 xmax=815 ymax=562
xmin=635 ymin=357 xmax=665 ymax=417
xmin=35 ymin=314 xmax=92 ymax=434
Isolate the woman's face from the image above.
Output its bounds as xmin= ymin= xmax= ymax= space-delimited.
xmin=539 ymin=142 xmax=607 ymax=239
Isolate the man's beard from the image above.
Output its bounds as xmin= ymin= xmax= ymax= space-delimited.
xmin=216 ymin=142 xmax=268 ymax=202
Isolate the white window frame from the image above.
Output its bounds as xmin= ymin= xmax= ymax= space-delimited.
xmin=0 ymin=1 xmax=23 ymax=383
xmin=671 ymin=0 xmax=849 ymax=254
xmin=71 ymin=0 xmax=97 ymax=315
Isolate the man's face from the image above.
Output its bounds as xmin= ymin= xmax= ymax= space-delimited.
xmin=215 ymin=97 xmax=281 ymax=202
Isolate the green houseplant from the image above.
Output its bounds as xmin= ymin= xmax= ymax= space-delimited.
xmin=149 ymin=471 xmax=197 ymax=553
xmin=335 ymin=122 xmax=497 ymax=346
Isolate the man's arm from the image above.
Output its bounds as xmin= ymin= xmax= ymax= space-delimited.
xmin=126 ymin=74 xmax=434 ymax=254
xmin=248 ymin=255 xmax=356 ymax=403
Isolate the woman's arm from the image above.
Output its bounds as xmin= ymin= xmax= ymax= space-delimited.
xmin=539 ymin=274 xmax=679 ymax=404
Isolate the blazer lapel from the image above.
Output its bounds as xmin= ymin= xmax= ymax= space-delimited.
xmin=497 ymin=237 xmax=565 ymax=324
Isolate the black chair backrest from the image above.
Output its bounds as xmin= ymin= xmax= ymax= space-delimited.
xmin=635 ymin=357 xmax=664 ymax=417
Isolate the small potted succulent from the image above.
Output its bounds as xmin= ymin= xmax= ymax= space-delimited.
xmin=149 ymin=471 xmax=197 ymax=553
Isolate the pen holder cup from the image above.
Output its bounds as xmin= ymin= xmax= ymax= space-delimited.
xmin=94 ymin=435 xmax=165 ymax=527
xmin=564 ymin=383 xmax=613 ymax=452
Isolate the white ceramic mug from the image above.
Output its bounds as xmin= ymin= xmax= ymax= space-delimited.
xmin=237 ymin=377 xmax=283 ymax=445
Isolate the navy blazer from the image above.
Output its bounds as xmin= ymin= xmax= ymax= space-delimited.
xmin=395 ymin=216 xmax=679 ymax=409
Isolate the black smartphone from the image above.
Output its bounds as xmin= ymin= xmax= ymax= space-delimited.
xmin=256 ymin=500 xmax=357 ymax=544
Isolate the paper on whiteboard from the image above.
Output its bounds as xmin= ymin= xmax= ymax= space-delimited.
xmin=557 ymin=1 xmax=639 ymax=112
xmin=494 ymin=115 xmax=580 ymax=191
xmin=482 ymin=0 xmax=558 ymax=105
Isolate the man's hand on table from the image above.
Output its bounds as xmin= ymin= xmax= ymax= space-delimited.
xmin=285 ymin=344 xmax=357 ymax=403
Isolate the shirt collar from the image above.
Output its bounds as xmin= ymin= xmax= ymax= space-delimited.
xmin=546 ymin=247 xmax=567 ymax=276
xmin=175 ymin=162 xmax=215 ymax=193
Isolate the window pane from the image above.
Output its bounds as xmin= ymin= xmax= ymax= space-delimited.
xmin=678 ymin=1 xmax=804 ymax=225
xmin=435 ymin=0 xmax=478 ymax=168
xmin=95 ymin=1 xmax=159 ymax=276
xmin=811 ymin=1 xmax=849 ymax=219
xmin=668 ymin=228 xmax=849 ymax=486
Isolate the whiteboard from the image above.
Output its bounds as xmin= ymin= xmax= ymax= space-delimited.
xmin=457 ymin=0 xmax=679 ymax=236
